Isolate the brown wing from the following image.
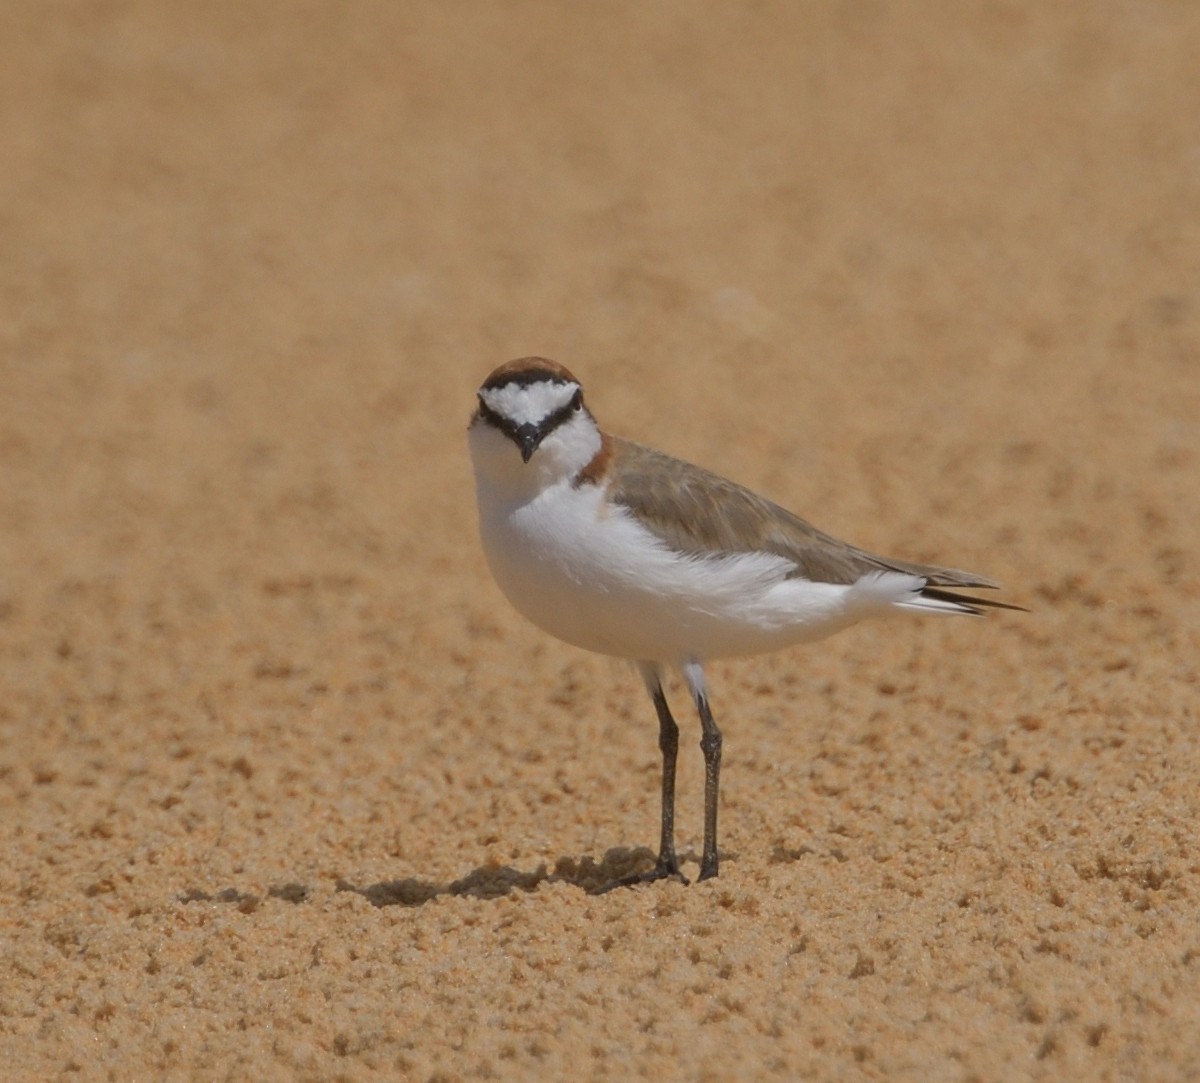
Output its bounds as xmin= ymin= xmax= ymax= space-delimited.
xmin=606 ymin=438 xmax=1009 ymax=595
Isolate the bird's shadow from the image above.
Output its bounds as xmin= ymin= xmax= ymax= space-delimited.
xmin=336 ymin=846 xmax=664 ymax=907
xmin=177 ymin=846 xmax=726 ymax=911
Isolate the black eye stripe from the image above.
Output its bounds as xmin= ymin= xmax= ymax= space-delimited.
xmin=476 ymin=399 xmax=521 ymax=440
xmin=476 ymin=393 xmax=585 ymax=444
xmin=544 ymin=396 xmax=582 ymax=429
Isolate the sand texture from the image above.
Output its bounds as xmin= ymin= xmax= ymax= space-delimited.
xmin=2 ymin=2 xmax=1199 ymax=1080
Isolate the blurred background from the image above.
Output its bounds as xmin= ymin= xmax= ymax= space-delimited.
xmin=4 ymin=3 xmax=1196 ymax=619
xmin=2 ymin=2 xmax=1198 ymax=1078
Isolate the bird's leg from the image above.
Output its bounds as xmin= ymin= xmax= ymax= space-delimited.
xmin=648 ymin=677 xmax=683 ymax=878
xmin=591 ymin=664 xmax=688 ymax=893
xmin=683 ymin=660 xmax=722 ymax=881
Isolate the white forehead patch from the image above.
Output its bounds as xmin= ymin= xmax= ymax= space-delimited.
xmin=479 ymin=379 xmax=579 ymax=426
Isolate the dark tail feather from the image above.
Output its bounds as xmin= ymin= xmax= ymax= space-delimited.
xmin=920 ymin=585 xmax=1028 ymax=615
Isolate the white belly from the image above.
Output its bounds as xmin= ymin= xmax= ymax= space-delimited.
xmin=475 ymin=480 xmax=876 ymax=663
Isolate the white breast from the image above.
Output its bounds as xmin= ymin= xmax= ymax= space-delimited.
xmin=472 ymin=473 xmax=904 ymax=663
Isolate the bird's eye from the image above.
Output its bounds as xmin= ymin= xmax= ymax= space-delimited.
xmin=571 ymin=389 xmax=583 ymax=411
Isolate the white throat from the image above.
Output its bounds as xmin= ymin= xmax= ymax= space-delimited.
xmin=469 ymin=406 xmax=603 ymax=495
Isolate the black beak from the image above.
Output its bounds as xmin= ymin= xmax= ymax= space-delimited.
xmin=516 ymin=424 xmax=540 ymax=463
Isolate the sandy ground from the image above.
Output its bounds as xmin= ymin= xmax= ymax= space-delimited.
xmin=2 ymin=2 xmax=1199 ymax=1080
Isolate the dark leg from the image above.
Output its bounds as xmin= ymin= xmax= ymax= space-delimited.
xmin=648 ymin=680 xmax=683 ymax=878
xmin=684 ymin=660 xmax=722 ymax=881
xmin=591 ymin=665 xmax=688 ymax=893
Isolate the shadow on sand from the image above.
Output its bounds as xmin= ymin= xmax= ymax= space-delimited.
xmin=335 ymin=846 xmax=662 ymax=907
xmin=177 ymin=846 xmax=727 ymax=910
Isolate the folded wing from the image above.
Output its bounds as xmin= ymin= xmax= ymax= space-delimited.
xmin=608 ymin=438 xmax=1023 ymax=613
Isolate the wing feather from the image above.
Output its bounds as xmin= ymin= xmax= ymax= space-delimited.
xmin=606 ymin=439 xmax=1010 ymax=594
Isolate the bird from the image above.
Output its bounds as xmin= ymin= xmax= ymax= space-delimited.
xmin=467 ymin=356 xmax=1021 ymax=890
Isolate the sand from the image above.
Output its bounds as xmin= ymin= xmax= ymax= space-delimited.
xmin=2 ymin=2 xmax=1199 ymax=1080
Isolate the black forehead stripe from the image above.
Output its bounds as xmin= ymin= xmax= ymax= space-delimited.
xmin=481 ymin=369 xmax=574 ymax=392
